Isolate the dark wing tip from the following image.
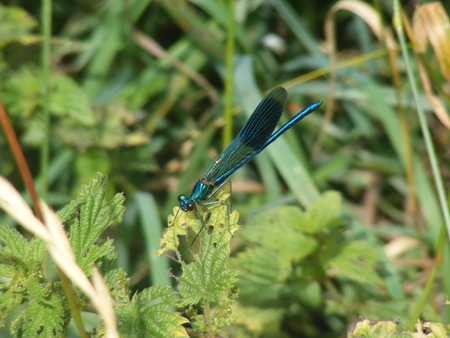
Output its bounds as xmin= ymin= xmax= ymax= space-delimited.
xmin=266 ymin=86 xmax=288 ymax=106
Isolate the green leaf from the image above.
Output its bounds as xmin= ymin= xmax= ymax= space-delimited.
xmin=240 ymin=206 xmax=318 ymax=277
xmin=178 ymin=205 xmax=239 ymax=305
xmin=0 ymin=225 xmax=47 ymax=270
xmin=157 ymin=206 xmax=201 ymax=256
xmin=0 ymin=280 xmax=24 ymax=327
xmin=0 ymin=4 xmax=37 ymax=47
xmin=298 ymin=191 xmax=342 ymax=234
xmin=320 ymin=241 xmax=383 ymax=288
xmin=102 ymin=267 xmax=130 ymax=306
xmin=349 ymin=319 xmax=397 ymax=337
xmin=233 ymin=304 xmax=285 ymax=336
xmin=74 ymin=149 xmax=112 ymax=181
xmin=0 ymin=226 xmax=67 ymax=334
xmin=64 ymin=173 xmax=125 ymax=274
xmin=0 ymin=264 xmax=16 ymax=278
xmin=116 ymin=286 xmax=188 ymax=338
xmin=158 ymin=189 xmax=239 ymax=256
xmin=11 ymin=285 xmax=65 ymax=337
xmin=50 ymin=74 xmax=96 ymax=125
xmin=230 ymin=246 xmax=284 ymax=305
xmin=2 ymin=67 xmax=96 ymax=147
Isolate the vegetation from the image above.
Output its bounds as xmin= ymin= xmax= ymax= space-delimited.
xmin=0 ymin=0 xmax=449 ymax=337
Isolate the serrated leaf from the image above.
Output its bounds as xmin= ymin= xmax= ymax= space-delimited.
xmin=0 ymin=282 xmax=24 ymax=327
xmin=233 ymin=304 xmax=285 ymax=335
xmin=50 ymin=74 xmax=96 ymax=125
xmin=75 ymin=149 xmax=112 ymax=182
xmin=158 ymin=189 xmax=239 ymax=256
xmin=230 ymin=246 xmax=283 ymax=305
xmin=0 ymin=225 xmax=47 ymax=269
xmin=0 ymin=264 xmax=16 ymax=277
xmin=11 ymin=289 xmax=65 ymax=337
xmin=0 ymin=226 xmax=57 ymax=330
xmin=2 ymin=66 xmax=96 ymax=147
xmin=2 ymin=67 xmax=40 ymax=118
xmin=0 ymin=225 xmax=28 ymax=258
xmin=103 ymin=268 xmax=130 ymax=306
xmin=81 ymin=239 xmax=116 ymax=273
xmin=298 ymin=191 xmax=342 ymax=234
xmin=320 ymin=241 xmax=383 ymax=288
xmin=177 ymin=201 xmax=239 ymax=306
xmin=239 ymin=206 xmax=318 ymax=277
xmin=116 ymin=286 xmax=188 ymax=338
xmin=67 ymin=173 xmax=125 ymax=274
xmin=157 ymin=206 xmax=201 ymax=256
xmin=178 ymin=234 xmax=238 ymax=305
xmin=0 ymin=4 xmax=37 ymax=47
xmin=57 ymin=199 xmax=82 ymax=223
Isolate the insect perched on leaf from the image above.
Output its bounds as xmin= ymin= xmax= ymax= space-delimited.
xmin=177 ymin=86 xmax=322 ymax=241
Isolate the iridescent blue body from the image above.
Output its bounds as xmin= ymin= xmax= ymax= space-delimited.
xmin=178 ymin=86 xmax=322 ymax=213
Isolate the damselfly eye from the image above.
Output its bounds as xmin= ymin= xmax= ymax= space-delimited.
xmin=187 ymin=203 xmax=195 ymax=211
xmin=178 ymin=194 xmax=184 ymax=202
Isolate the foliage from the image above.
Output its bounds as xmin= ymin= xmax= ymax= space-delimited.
xmin=348 ymin=319 xmax=450 ymax=338
xmin=0 ymin=227 xmax=67 ymax=336
xmin=115 ymin=286 xmax=188 ymax=338
xmin=0 ymin=175 xmax=188 ymax=337
xmin=159 ymin=190 xmax=240 ymax=336
xmin=230 ymin=191 xmax=384 ymax=336
xmin=1 ymin=0 xmax=450 ymax=337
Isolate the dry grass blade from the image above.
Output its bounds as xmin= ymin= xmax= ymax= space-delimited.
xmin=412 ymin=2 xmax=450 ymax=129
xmin=319 ymin=0 xmax=398 ymax=157
xmin=132 ymin=30 xmax=218 ymax=103
xmin=0 ymin=177 xmax=118 ymax=338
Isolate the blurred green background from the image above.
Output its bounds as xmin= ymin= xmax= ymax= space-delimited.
xmin=1 ymin=0 xmax=449 ymax=336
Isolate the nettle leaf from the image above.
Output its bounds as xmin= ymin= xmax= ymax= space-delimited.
xmin=239 ymin=206 xmax=318 ymax=277
xmin=178 ymin=202 xmax=239 ymax=306
xmin=74 ymin=149 xmax=112 ymax=182
xmin=160 ymin=190 xmax=240 ymax=336
xmin=64 ymin=173 xmax=125 ymax=274
xmin=0 ymin=4 xmax=37 ymax=47
xmin=49 ymin=74 xmax=96 ymax=126
xmin=116 ymin=286 xmax=188 ymax=337
xmin=102 ymin=267 xmax=130 ymax=306
xmin=56 ymin=104 xmax=149 ymax=151
xmin=233 ymin=304 xmax=285 ymax=336
xmin=0 ymin=279 xmax=24 ymax=327
xmin=298 ymin=191 xmax=342 ymax=234
xmin=0 ymin=226 xmax=67 ymax=334
xmin=57 ymin=199 xmax=82 ymax=224
xmin=2 ymin=67 xmax=41 ymax=119
xmin=0 ymin=264 xmax=16 ymax=278
xmin=2 ymin=67 xmax=96 ymax=147
xmin=320 ymin=240 xmax=383 ymax=288
xmin=157 ymin=206 xmax=201 ymax=256
xmin=230 ymin=246 xmax=283 ymax=305
xmin=0 ymin=225 xmax=47 ymax=270
xmin=11 ymin=285 xmax=65 ymax=337
xmin=158 ymin=190 xmax=238 ymax=256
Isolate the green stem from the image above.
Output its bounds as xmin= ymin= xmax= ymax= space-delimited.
xmin=40 ymin=1 xmax=87 ymax=336
xmin=222 ymin=0 xmax=235 ymax=149
xmin=40 ymin=0 xmax=51 ymax=200
xmin=407 ymin=225 xmax=446 ymax=330
xmin=203 ymin=299 xmax=212 ymax=332
xmin=393 ymin=0 xmax=450 ymax=328
xmin=393 ymin=1 xmax=450 ymax=241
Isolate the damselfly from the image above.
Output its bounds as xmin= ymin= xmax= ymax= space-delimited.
xmin=177 ymin=86 xmax=322 ymax=239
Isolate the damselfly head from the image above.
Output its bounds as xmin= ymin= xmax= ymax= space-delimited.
xmin=178 ymin=194 xmax=196 ymax=212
